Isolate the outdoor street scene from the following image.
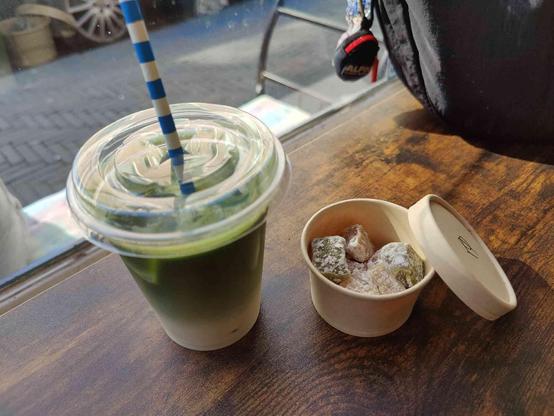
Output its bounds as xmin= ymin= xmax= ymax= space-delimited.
xmin=0 ymin=0 xmax=379 ymax=206
xmin=0 ymin=0 xmax=388 ymax=280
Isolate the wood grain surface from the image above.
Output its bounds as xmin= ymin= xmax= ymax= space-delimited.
xmin=1 ymin=82 xmax=553 ymax=416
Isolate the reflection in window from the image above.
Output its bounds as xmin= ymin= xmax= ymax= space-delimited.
xmin=0 ymin=0 xmax=391 ymax=282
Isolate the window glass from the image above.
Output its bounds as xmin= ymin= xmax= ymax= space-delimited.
xmin=0 ymin=0 xmax=390 ymax=284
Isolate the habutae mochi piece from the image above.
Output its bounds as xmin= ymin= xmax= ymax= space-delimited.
xmin=311 ymin=236 xmax=351 ymax=284
xmin=370 ymin=242 xmax=424 ymax=288
xmin=310 ymin=229 xmax=425 ymax=295
xmin=368 ymin=262 xmax=407 ymax=294
xmin=342 ymin=224 xmax=374 ymax=262
xmin=345 ymin=259 xmax=379 ymax=294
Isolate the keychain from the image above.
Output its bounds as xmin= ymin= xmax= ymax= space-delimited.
xmin=334 ymin=0 xmax=379 ymax=81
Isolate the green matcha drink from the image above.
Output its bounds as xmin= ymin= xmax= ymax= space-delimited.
xmin=67 ymin=103 xmax=289 ymax=350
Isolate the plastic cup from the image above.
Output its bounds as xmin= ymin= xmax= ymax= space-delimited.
xmin=67 ymin=103 xmax=289 ymax=350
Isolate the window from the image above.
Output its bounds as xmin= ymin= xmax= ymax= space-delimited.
xmin=0 ymin=0 xmax=391 ymax=287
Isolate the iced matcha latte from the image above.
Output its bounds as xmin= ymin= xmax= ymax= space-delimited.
xmin=67 ymin=103 xmax=288 ymax=350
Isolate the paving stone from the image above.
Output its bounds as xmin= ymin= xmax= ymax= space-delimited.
xmin=18 ymin=115 xmax=37 ymax=129
xmin=1 ymin=146 xmax=23 ymax=165
xmin=48 ymin=113 xmax=67 ymax=129
xmin=1 ymin=164 xmax=38 ymax=183
xmin=30 ymin=142 xmax=56 ymax=163
xmin=0 ymin=116 xmax=9 ymax=130
xmin=35 ymin=114 xmax=54 ymax=129
xmin=60 ymin=112 xmax=84 ymax=129
xmin=48 ymin=143 xmax=73 ymax=163
xmin=16 ymin=144 xmax=40 ymax=164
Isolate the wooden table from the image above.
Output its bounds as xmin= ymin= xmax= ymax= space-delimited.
xmin=1 ymin=82 xmax=553 ymax=415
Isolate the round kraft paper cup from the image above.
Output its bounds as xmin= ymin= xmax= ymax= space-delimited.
xmin=301 ymin=199 xmax=435 ymax=337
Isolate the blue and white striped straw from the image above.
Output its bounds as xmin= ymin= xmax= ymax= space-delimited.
xmin=119 ymin=0 xmax=194 ymax=195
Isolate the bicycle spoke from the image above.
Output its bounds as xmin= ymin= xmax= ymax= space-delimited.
xmin=106 ymin=13 xmax=115 ymax=34
xmin=109 ymin=13 xmax=123 ymax=29
xmin=77 ymin=8 xmax=95 ymax=27
xmin=98 ymin=15 xmax=106 ymax=38
xmin=87 ymin=14 xmax=99 ymax=36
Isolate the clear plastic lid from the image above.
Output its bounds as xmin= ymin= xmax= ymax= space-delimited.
xmin=66 ymin=103 xmax=289 ymax=258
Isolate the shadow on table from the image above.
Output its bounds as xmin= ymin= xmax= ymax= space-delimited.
xmin=292 ymin=256 xmax=552 ymax=414
xmin=395 ymin=109 xmax=554 ymax=165
xmin=394 ymin=108 xmax=450 ymax=136
xmin=332 ymin=256 xmax=548 ymax=350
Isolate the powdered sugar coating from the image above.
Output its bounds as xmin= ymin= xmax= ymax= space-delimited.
xmin=368 ymin=262 xmax=406 ymax=294
xmin=343 ymin=224 xmax=374 ymax=262
xmin=345 ymin=259 xmax=379 ymax=294
xmin=312 ymin=229 xmax=424 ymax=296
xmin=371 ymin=242 xmax=424 ymax=288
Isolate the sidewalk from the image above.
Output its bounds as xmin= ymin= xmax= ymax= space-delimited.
xmin=0 ymin=0 xmax=364 ymax=206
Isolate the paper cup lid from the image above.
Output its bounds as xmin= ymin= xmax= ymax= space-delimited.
xmin=408 ymin=195 xmax=517 ymax=320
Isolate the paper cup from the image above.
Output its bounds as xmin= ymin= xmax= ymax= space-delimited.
xmin=301 ymin=199 xmax=435 ymax=337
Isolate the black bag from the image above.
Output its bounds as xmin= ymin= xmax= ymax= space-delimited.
xmin=376 ymin=0 xmax=554 ymax=142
